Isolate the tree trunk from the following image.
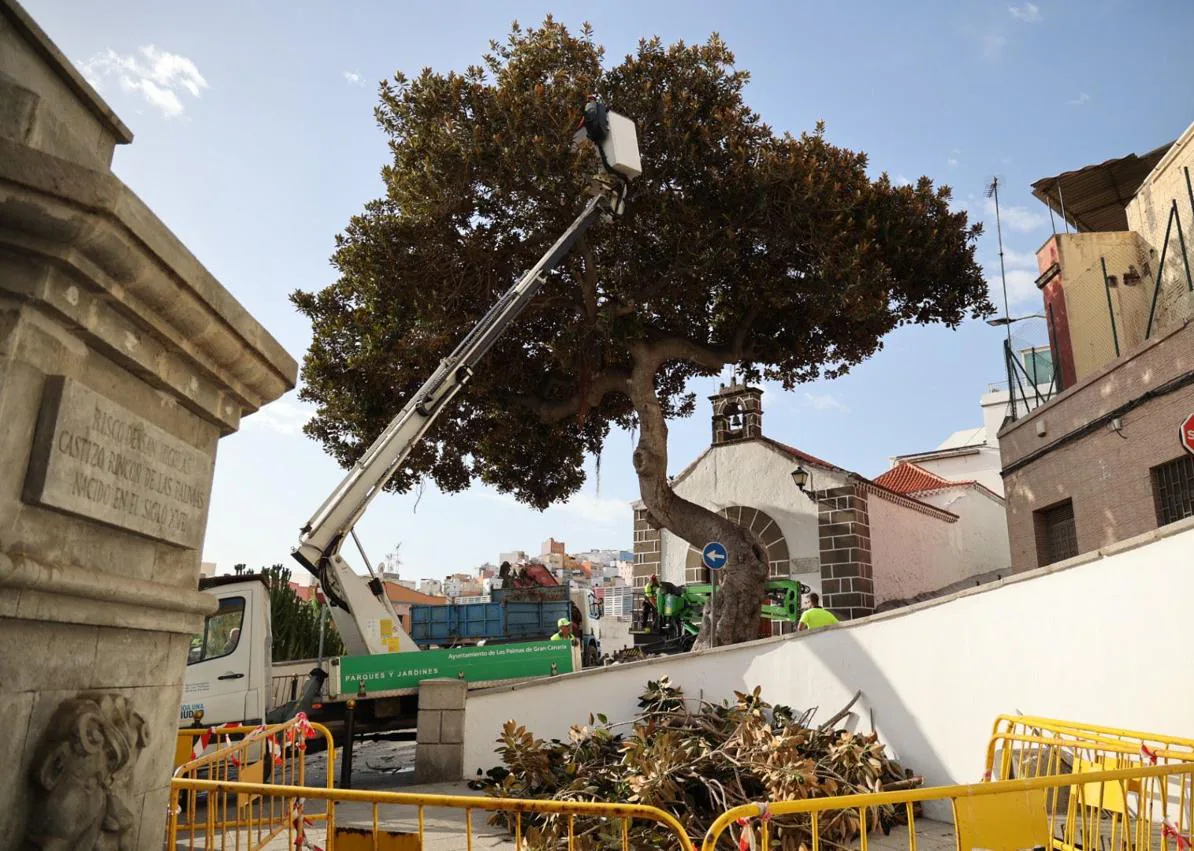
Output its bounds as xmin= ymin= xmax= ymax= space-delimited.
xmin=627 ymin=356 xmax=769 ymax=647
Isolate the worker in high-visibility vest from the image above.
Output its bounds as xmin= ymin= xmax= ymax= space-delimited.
xmin=797 ymin=592 xmax=839 ymax=631
xmin=642 ymin=574 xmax=660 ymax=630
xmin=551 ymin=617 xmax=575 ymax=643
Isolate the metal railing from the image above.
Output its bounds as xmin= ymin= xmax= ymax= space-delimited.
xmin=702 ymin=760 xmax=1194 ymax=851
xmin=169 ymin=714 xmax=335 ymax=850
xmin=168 ymin=710 xmax=1193 ymax=850
xmin=1004 ymin=337 xmax=1058 ymax=422
xmin=166 ymin=780 xmax=697 ymax=850
xmin=987 ymin=715 xmax=1194 ymax=780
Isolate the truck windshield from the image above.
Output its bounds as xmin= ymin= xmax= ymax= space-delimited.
xmin=187 ymin=596 xmax=246 ymax=665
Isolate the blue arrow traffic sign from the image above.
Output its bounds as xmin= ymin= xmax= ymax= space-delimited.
xmin=702 ymin=541 xmax=728 ymax=571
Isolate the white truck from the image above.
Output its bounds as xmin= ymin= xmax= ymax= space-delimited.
xmin=180 ymin=101 xmax=641 ymax=736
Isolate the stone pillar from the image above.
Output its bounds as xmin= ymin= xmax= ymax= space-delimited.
xmin=631 ymin=504 xmax=661 ymax=588
xmin=816 ymin=484 xmax=875 ymax=619
xmin=0 ymin=1 xmax=296 ymax=848
xmin=415 ymin=679 xmax=467 ymax=783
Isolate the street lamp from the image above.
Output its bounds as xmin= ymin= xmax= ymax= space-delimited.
xmin=986 ymin=314 xmax=1046 ymax=327
xmin=791 ymin=465 xmax=809 ymax=493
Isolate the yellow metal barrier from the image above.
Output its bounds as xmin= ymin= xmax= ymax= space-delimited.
xmin=167 ymin=779 xmax=697 ymax=850
xmin=169 ymin=715 xmax=335 ymax=850
xmin=986 ymin=715 xmax=1194 ymax=781
xmin=702 ymin=761 xmax=1194 ymax=851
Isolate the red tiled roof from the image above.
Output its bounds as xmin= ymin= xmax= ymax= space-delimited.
xmin=874 ymin=462 xmax=955 ymax=494
xmin=289 ymin=582 xmax=316 ymax=602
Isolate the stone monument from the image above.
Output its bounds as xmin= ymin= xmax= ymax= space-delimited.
xmin=0 ymin=1 xmax=297 ymax=847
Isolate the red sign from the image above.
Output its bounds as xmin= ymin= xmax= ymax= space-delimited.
xmin=1183 ymin=413 xmax=1194 ymax=456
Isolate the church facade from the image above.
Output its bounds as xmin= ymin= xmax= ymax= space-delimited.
xmin=632 ymin=383 xmax=1011 ymax=626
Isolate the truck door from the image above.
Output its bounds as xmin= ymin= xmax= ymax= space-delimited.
xmin=182 ymin=591 xmax=253 ymax=725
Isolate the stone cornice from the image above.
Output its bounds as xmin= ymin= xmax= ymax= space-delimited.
xmin=0 ymin=548 xmax=217 ymax=635
xmin=0 ymin=137 xmax=298 ymax=433
xmin=0 ymin=0 xmax=133 ymax=145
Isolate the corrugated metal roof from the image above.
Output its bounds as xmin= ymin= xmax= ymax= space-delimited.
xmin=1030 ymin=141 xmax=1174 ymax=233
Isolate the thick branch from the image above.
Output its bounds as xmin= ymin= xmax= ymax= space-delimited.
xmin=505 ymin=369 xmax=632 ymax=424
xmin=578 ymin=238 xmax=599 ymax=323
xmin=640 ymin=307 xmax=763 ymax=373
xmin=627 ymin=348 xmax=770 ymax=647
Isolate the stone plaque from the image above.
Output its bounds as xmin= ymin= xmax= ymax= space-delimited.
xmin=23 ymin=376 xmax=212 ymax=548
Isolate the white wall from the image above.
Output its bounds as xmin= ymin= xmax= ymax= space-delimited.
xmin=915 ymin=447 xmax=1005 ymax=496
xmin=660 ymin=441 xmax=849 ymax=589
xmin=917 ymin=488 xmax=1012 ymax=582
xmin=869 ymin=493 xmax=958 ymax=604
xmin=462 ymin=517 xmax=1194 ymax=791
xmin=871 ymin=486 xmax=1011 ymax=605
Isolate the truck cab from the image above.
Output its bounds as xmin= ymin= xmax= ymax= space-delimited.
xmin=181 ymin=575 xmax=272 ymax=727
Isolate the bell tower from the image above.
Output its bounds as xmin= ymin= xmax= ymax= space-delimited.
xmin=709 ymin=382 xmax=764 ymax=446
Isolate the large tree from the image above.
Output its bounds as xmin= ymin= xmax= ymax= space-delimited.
xmin=293 ymin=19 xmax=991 ymax=647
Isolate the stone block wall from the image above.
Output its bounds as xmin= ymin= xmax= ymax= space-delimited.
xmin=0 ymin=2 xmax=296 ymax=847
xmin=632 ymin=506 xmax=661 ymax=588
xmin=415 ymin=679 xmax=466 ymax=783
xmin=817 ymin=485 xmax=875 ymax=619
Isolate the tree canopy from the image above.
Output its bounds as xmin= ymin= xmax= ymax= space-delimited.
xmin=293 ymin=19 xmax=991 ymax=644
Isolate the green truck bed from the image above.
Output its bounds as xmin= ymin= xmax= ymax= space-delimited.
xmin=326 ymin=638 xmax=577 ymax=700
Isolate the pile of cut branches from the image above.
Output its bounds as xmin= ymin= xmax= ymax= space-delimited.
xmin=470 ymin=678 xmax=921 ymax=849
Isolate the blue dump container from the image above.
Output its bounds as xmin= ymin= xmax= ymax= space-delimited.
xmin=410 ymin=598 xmax=571 ymax=646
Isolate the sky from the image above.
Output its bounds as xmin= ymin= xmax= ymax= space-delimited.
xmin=26 ymin=0 xmax=1194 ymax=584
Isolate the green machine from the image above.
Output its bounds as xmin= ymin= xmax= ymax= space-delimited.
xmin=631 ymin=578 xmax=807 ymax=652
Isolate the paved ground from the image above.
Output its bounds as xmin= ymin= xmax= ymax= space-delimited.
xmin=253 ymin=810 xmax=959 ymax=851
xmin=173 ymin=735 xmax=962 ymax=850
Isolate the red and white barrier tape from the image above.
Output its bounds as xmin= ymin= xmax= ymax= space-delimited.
xmin=734 ymin=804 xmax=772 ymax=851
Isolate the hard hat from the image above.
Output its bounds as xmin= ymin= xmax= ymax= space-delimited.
xmin=557 ymin=618 xmax=570 ymax=628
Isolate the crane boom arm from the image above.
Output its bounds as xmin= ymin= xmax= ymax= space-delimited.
xmin=291 ymin=102 xmax=638 ymax=659
xmin=295 ymin=193 xmax=605 ymax=568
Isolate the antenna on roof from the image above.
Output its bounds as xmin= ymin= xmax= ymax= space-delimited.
xmin=986 ymin=177 xmax=1012 ymax=350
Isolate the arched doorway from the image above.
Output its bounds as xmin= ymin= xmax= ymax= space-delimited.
xmin=682 ymin=505 xmax=791 ymax=584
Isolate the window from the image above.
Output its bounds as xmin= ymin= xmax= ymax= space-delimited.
xmin=1154 ymin=455 xmax=1194 ymax=527
xmin=1036 ymin=500 xmax=1077 ymax=566
xmin=187 ymin=596 xmax=245 ymax=665
xmin=1020 ymin=346 xmax=1055 ymax=387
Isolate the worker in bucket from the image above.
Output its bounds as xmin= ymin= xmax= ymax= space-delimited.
xmin=797 ymin=592 xmax=839 ymax=631
xmin=551 ymin=617 xmax=576 ymax=643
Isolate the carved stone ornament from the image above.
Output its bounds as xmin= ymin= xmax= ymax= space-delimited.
xmin=24 ymin=693 xmax=150 ymax=851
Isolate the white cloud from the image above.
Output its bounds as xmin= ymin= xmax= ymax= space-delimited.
xmin=1002 ymin=245 xmax=1041 ymax=270
xmin=1068 ymin=92 xmax=1091 ymax=106
xmin=343 ymin=71 xmax=365 ymax=87
xmin=803 ymin=392 xmax=848 ymax=413
xmin=244 ymin=398 xmax=314 ymax=436
xmin=895 ymin=174 xmax=912 ymax=187
xmin=986 ymin=267 xmax=1040 ymax=308
xmin=947 ymin=157 xmax=959 ymax=168
xmin=554 ymin=492 xmax=632 ymax=526
xmin=984 ymin=197 xmax=1049 ymax=233
xmin=1008 ymin=2 xmax=1042 ymax=22
xmin=76 ymin=45 xmax=207 ymax=118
